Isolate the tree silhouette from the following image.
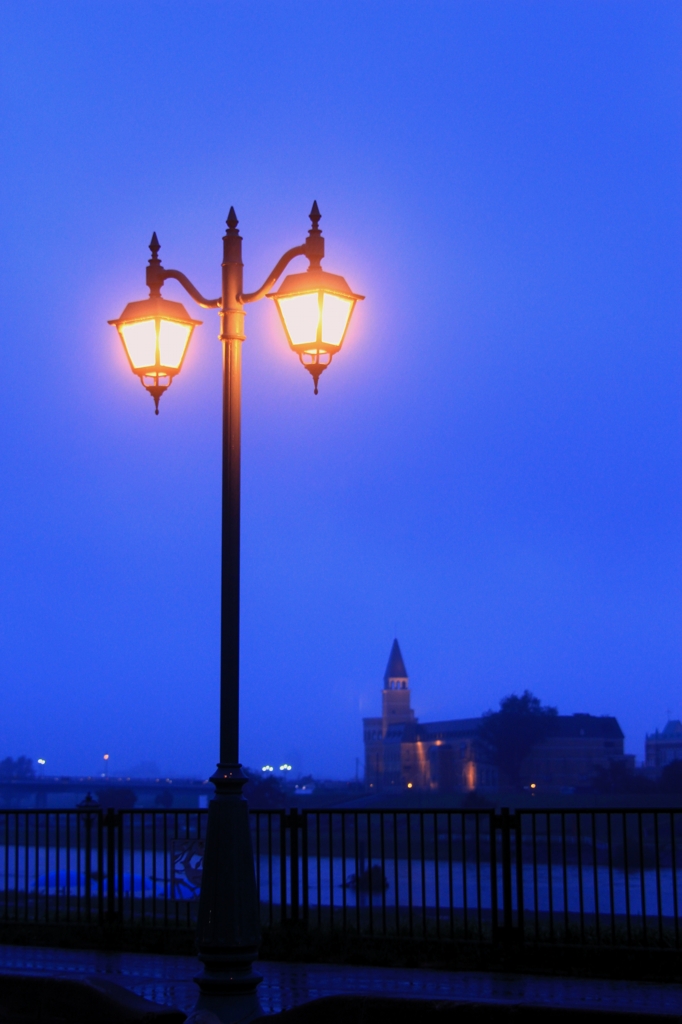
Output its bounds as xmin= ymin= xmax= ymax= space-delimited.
xmin=478 ymin=691 xmax=557 ymax=789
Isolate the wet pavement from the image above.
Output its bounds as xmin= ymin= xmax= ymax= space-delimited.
xmin=0 ymin=944 xmax=680 ymax=1017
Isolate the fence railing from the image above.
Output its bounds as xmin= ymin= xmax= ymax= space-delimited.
xmin=0 ymin=806 xmax=680 ymax=948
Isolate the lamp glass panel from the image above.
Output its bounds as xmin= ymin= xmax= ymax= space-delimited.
xmin=158 ymin=319 xmax=192 ymax=369
xmin=277 ymin=293 xmax=319 ymax=348
xmin=120 ymin=319 xmax=157 ymax=370
xmin=321 ymin=293 xmax=354 ymax=348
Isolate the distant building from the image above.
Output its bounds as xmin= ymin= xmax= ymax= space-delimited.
xmin=645 ymin=721 xmax=682 ymax=771
xmin=363 ymin=640 xmax=497 ymax=793
xmin=363 ymin=640 xmax=629 ymax=794
xmin=520 ymin=714 xmax=628 ymax=791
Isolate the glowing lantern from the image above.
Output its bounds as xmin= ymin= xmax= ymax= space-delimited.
xmin=269 ymin=267 xmax=363 ymax=393
xmin=109 ymin=296 xmax=201 ymax=414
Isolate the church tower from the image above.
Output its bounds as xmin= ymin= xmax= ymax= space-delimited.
xmin=382 ymin=638 xmax=415 ymax=736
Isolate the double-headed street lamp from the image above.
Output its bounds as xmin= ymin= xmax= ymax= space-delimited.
xmin=110 ymin=205 xmax=362 ymax=996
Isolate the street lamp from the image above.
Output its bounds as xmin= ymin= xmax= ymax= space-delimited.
xmin=110 ymin=203 xmax=362 ymax=998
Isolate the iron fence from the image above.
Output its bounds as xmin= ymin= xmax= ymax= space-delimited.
xmin=0 ymin=806 xmax=680 ymax=948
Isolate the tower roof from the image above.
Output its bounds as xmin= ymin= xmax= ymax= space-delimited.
xmin=384 ymin=639 xmax=408 ymax=683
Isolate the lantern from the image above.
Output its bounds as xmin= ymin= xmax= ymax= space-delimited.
xmin=268 ymin=267 xmax=363 ymax=393
xmin=109 ymin=296 xmax=201 ymax=413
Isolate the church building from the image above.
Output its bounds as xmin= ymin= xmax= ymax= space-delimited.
xmin=362 ymin=640 xmax=498 ymax=793
xmin=363 ymin=640 xmax=627 ymax=794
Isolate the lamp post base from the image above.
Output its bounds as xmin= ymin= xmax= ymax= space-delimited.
xmin=195 ymin=765 xmax=261 ymax=997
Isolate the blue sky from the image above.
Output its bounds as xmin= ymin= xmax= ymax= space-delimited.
xmin=0 ymin=1 xmax=679 ymax=778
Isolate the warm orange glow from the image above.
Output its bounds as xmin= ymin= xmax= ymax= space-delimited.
xmin=110 ymin=297 xmax=201 ymax=381
xmin=269 ymin=269 xmax=362 ymax=361
xmin=119 ymin=317 xmax=193 ymax=373
xmin=464 ymin=761 xmax=476 ymax=791
xmin=530 ymin=782 xmax=536 ymax=789
xmin=274 ymin=290 xmax=355 ymax=353
xmin=321 ymin=293 xmax=354 ymax=347
xmin=407 ymin=782 xmax=413 ymax=789
xmin=277 ymin=293 xmax=319 ymax=348
xmin=121 ymin=320 xmax=157 ymax=369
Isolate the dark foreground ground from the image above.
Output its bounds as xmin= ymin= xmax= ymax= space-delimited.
xmin=0 ymin=945 xmax=681 ymax=1022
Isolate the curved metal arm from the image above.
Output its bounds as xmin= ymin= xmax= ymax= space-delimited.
xmin=161 ymin=270 xmax=221 ymax=309
xmin=239 ymin=244 xmax=307 ymax=304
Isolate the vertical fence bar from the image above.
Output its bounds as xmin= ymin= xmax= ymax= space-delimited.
xmin=490 ymin=811 xmax=498 ymax=944
xmin=475 ymin=813 xmax=482 ymax=940
xmin=316 ymin=812 xmax=322 ymax=932
xmin=547 ymin=813 xmax=554 ymax=943
xmin=591 ymin=812 xmax=600 ymax=944
xmin=460 ymin=813 xmax=467 ymax=940
xmin=67 ymin=813 xmax=73 ymax=925
xmin=97 ymin=811 xmax=104 ymax=926
xmin=393 ymin=812 xmax=400 ymax=936
xmin=500 ymin=809 xmax=513 ymax=941
xmin=356 ymin=812 xmax=363 ymax=935
xmin=407 ymin=812 xmax=414 ymax=938
xmin=340 ymin=812 xmax=346 ymax=933
xmin=532 ymin=813 xmax=539 ymax=941
xmin=367 ymin=812 xmax=374 ymax=937
xmin=380 ymin=812 xmax=387 ymax=936
xmin=560 ymin=812 xmax=569 ymax=940
xmin=671 ymin=811 xmax=679 ymax=949
xmin=447 ymin=813 xmax=455 ymax=940
xmin=289 ymin=808 xmax=299 ymax=924
xmin=576 ymin=813 xmax=585 ymax=943
xmin=420 ymin=812 xmax=427 ymax=938
xmin=654 ymin=812 xmax=663 ymax=946
xmin=106 ymin=809 xmax=116 ymax=924
xmin=638 ymin=811 xmax=647 ymax=946
xmin=433 ymin=812 xmax=440 ymax=940
xmin=623 ymin=812 xmax=632 ymax=945
xmin=267 ymin=812 xmax=273 ymax=929
xmin=607 ymin=811 xmax=615 ymax=943
xmin=302 ymin=810 xmax=309 ymax=929
xmin=329 ymin=812 xmax=334 ymax=934
xmin=279 ymin=811 xmax=287 ymax=926
xmin=515 ymin=811 xmax=524 ymax=944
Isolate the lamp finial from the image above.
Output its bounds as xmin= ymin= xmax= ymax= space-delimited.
xmin=226 ymin=207 xmax=239 ymax=231
xmin=149 ymin=232 xmax=160 ymax=259
xmin=309 ymin=201 xmax=321 ymax=229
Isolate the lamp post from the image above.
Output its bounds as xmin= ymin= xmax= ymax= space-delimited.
xmin=110 ymin=204 xmax=362 ymax=996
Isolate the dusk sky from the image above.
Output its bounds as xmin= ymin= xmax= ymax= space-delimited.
xmin=0 ymin=1 xmax=679 ymax=780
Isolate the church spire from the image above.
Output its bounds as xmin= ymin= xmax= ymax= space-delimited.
xmin=384 ymin=639 xmax=408 ymax=686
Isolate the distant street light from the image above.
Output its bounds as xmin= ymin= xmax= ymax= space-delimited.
xmin=279 ymin=764 xmax=292 ymax=772
xmin=110 ymin=205 xmax=362 ymax=997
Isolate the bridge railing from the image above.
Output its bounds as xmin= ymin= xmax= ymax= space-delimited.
xmin=0 ymin=806 xmax=680 ymax=948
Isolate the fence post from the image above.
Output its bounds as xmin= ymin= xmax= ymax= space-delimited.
xmin=492 ymin=808 xmax=519 ymax=948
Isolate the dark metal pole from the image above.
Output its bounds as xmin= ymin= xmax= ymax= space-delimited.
xmin=195 ymin=209 xmax=261 ymax=996
xmin=219 ymin=207 xmax=245 ymax=767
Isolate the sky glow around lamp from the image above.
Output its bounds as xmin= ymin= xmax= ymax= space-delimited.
xmin=109 ymin=203 xmax=362 ymax=413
